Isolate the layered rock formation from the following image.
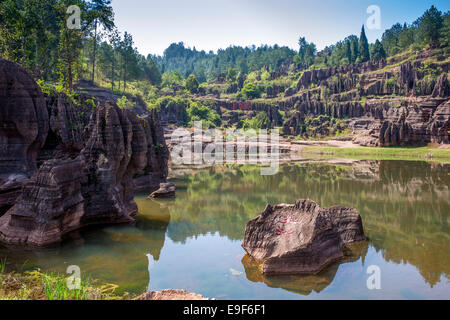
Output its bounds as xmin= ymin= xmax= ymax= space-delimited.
xmin=242 ymin=199 xmax=367 ymax=275
xmin=283 ymin=55 xmax=450 ymax=146
xmin=0 ymin=60 xmax=168 ymax=246
xmin=0 ymin=60 xmax=49 ymax=213
xmin=191 ymin=50 xmax=449 ymax=146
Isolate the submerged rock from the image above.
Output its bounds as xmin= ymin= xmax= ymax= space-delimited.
xmin=149 ymin=182 xmax=176 ymax=199
xmin=136 ymin=289 xmax=209 ymax=300
xmin=242 ymin=199 xmax=367 ymax=275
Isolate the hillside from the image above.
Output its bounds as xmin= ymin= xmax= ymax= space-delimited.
xmin=145 ymin=47 xmax=449 ymax=148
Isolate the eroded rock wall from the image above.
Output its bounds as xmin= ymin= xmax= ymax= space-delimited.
xmin=0 ymin=60 xmax=168 ymax=246
xmin=0 ymin=60 xmax=49 ymax=212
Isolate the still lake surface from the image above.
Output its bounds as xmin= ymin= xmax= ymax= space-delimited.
xmin=1 ymin=160 xmax=449 ymax=299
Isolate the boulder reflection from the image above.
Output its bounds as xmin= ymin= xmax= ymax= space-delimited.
xmin=241 ymin=242 xmax=369 ymax=295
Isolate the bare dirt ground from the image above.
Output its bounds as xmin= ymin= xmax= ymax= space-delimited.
xmin=288 ymin=139 xmax=360 ymax=149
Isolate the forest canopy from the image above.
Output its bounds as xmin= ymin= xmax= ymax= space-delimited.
xmin=0 ymin=2 xmax=448 ymax=92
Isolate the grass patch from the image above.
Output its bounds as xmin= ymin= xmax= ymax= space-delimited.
xmin=301 ymin=146 xmax=450 ymax=162
xmin=0 ymin=269 xmax=135 ymax=300
xmin=0 ymin=258 xmax=6 ymax=274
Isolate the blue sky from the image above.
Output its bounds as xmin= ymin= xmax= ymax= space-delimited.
xmin=111 ymin=0 xmax=450 ymax=56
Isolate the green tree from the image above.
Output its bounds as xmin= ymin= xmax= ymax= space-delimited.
xmin=161 ymin=71 xmax=183 ymax=88
xmin=345 ymin=40 xmax=352 ymax=63
xmin=119 ymin=31 xmax=136 ymax=92
xmin=347 ymin=35 xmax=359 ymax=63
xmin=57 ymin=0 xmax=87 ymax=89
xmin=398 ymin=23 xmax=415 ymax=50
xmin=187 ymin=102 xmax=221 ymax=128
xmin=297 ymin=37 xmax=316 ymax=66
xmin=238 ymin=58 xmax=248 ymax=75
xmin=440 ymin=12 xmax=450 ymax=47
xmin=381 ymin=23 xmax=402 ymax=56
xmin=107 ymin=28 xmax=121 ymax=91
xmin=358 ymin=26 xmax=370 ymax=63
xmin=226 ymin=67 xmax=237 ymax=83
xmin=241 ymin=83 xmax=260 ymax=99
xmin=86 ymin=0 xmax=115 ymax=84
xmin=415 ymin=5 xmax=443 ymax=47
xmin=186 ymin=74 xmax=199 ymax=93
xmin=143 ymin=54 xmax=162 ymax=86
xmin=370 ymin=39 xmax=386 ymax=61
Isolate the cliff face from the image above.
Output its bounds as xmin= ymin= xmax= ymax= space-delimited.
xmin=0 ymin=60 xmax=49 ymax=213
xmin=282 ymin=54 xmax=450 ymax=146
xmin=0 ymin=60 xmax=168 ymax=246
xmin=186 ymin=50 xmax=449 ymax=147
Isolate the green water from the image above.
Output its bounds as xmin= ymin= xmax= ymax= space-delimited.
xmin=1 ymin=160 xmax=449 ymax=299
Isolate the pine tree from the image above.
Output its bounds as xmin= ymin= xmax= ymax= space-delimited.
xmin=186 ymin=74 xmax=199 ymax=93
xmin=415 ymin=5 xmax=443 ymax=47
xmin=370 ymin=40 xmax=386 ymax=61
xmin=358 ymin=26 xmax=370 ymax=63
xmin=441 ymin=12 xmax=450 ymax=47
xmin=87 ymin=0 xmax=115 ymax=84
xmin=345 ymin=41 xmax=352 ymax=63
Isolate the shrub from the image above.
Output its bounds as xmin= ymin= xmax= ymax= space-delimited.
xmin=241 ymin=83 xmax=260 ymax=99
xmin=186 ymin=74 xmax=199 ymax=93
xmin=187 ymin=102 xmax=222 ymax=128
xmin=241 ymin=112 xmax=270 ymax=129
xmin=117 ymin=96 xmax=133 ymax=109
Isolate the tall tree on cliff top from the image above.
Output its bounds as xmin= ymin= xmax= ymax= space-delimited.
xmin=415 ymin=5 xmax=443 ymax=47
xmin=87 ymin=0 xmax=114 ymax=84
xmin=120 ymin=31 xmax=136 ymax=92
xmin=358 ymin=25 xmax=370 ymax=63
xmin=107 ymin=28 xmax=121 ymax=91
xmin=346 ymin=35 xmax=359 ymax=63
xmin=57 ymin=0 xmax=87 ymax=89
xmin=441 ymin=12 xmax=450 ymax=47
xmin=370 ymin=39 xmax=386 ymax=61
xmin=296 ymin=37 xmax=316 ymax=67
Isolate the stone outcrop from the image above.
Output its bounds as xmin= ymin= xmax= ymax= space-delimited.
xmin=280 ymin=52 xmax=449 ymax=145
xmin=352 ymin=97 xmax=450 ymax=146
xmin=242 ymin=199 xmax=367 ymax=275
xmin=0 ymin=60 xmax=49 ymax=212
xmin=134 ymin=109 xmax=170 ymax=192
xmin=0 ymin=60 xmax=169 ymax=246
xmin=149 ymin=182 xmax=176 ymax=199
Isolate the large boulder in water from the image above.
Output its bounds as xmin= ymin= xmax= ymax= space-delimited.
xmin=242 ymin=199 xmax=367 ymax=275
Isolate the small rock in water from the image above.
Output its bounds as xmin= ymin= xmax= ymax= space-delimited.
xmin=241 ymin=199 xmax=367 ymax=275
xmin=149 ymin=183 xmax=176 ymax=199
